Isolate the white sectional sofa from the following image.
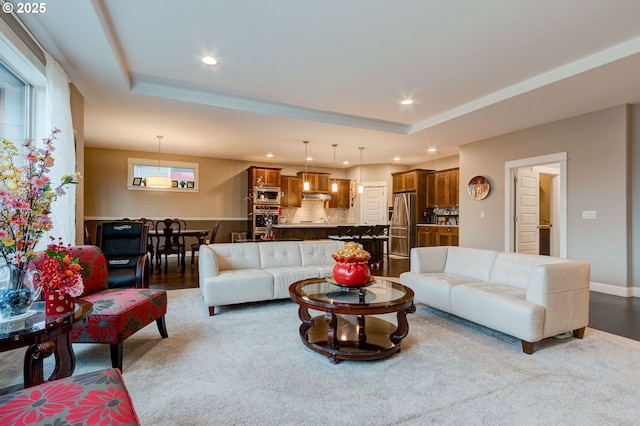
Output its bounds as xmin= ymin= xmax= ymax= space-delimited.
xmin=198 ymin=241 xmax=344 ymax=315
xmin=399 ymin=246 xmax=590 ymax=354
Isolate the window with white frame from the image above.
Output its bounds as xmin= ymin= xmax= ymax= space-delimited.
xmin=127 ymin=158 xmax=199 ymax=191
xmin=0 ymin=61 xmax=30 ymax=145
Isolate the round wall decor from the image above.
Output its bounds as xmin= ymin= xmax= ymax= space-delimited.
xmin=467 ymin=176 xmax=491 ymax=200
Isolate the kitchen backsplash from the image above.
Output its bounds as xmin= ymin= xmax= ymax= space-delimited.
xmin=282 ymin=200 xmax=353 ymax=224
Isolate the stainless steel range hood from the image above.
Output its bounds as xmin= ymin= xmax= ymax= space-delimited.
xmin=302 ymin=193 xmax=332 ymax=201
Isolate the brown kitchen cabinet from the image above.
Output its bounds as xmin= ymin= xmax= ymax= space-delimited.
xmin=417 ymin=226 xmax=438 ymax=247
xmin=327 ymin=178 xmax=351 ymax=209
xmin=436 ymin=227 xmax=459 ymax=246
xmin=449 ymin=168 xmax=459 ymax=206
xmin=426 ymin=173 xmax=436 ymax=208
xmin=392 ymin=169 xmax=431 ymax=193
xmin=426 ymin=168 xmax=459 ymax=208
xmin=248 ymin=166 xmax=281 ymax=187
xmin=281 ymin=175 xmax=302 ymax=207
xmin=297 ymin=172 xmax=330 ymax=193
xmin=436 ymin=168 xmax=459 ymax=207
xmin=417 ymin=225 xmax=458 ymax=247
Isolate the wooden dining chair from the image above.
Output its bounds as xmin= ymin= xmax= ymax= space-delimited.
xmin=172 ymin=218 xmax=188 ymax=230
xmin=170 ymin=218 xmax=188 ymax=251
xmin=155 ymin=218 xmax=186 ymax=272
xmin=191 ymin=221 xmax=220 ymax=267
xmin=136 ymin=218 xmax=156 ymax=264
xmin=83 ymin=221 xmax=92 ymax=245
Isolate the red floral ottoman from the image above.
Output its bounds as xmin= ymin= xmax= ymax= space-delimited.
xmin=0 ymin=368 xmax=140 ymax=426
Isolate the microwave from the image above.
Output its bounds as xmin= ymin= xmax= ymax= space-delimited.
xmin=253 ymin=187 xmax=282 ymax=204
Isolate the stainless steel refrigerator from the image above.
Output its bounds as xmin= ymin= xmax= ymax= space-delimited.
xmin=390 ymin=192 xmax=416 ymax=257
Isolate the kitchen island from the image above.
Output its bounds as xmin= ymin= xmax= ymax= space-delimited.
xmin=273 ymin=223 xmax=355 ymax=240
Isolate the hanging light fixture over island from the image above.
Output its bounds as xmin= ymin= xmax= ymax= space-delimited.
xmin=358 ymin=146 xmax=364 ymax=194
xmin=331 ymin=144 xmax=338 ymax=193
xmin=303 ymin=140 xmax=310 ymax=191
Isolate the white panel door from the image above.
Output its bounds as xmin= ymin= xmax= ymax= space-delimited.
xmin=516 ymin=169 xmax=539 ymax=254
xmin=361 ymin=185 xmax=387 ymax=224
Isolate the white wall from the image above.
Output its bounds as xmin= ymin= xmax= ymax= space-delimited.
xmin=459 ymin=105 xmax=631 ymax=289
xmin=411 ymin=155 xmax=460 ymax=171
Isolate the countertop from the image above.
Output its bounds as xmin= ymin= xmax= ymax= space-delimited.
xmin=274 ymin=223 xmax=355 ymax=228
xmin=276 ymin=223 xmax=460 ymax=228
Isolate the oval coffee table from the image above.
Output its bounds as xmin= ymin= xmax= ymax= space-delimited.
xmin=289 ymin=277 xmax=415 ymax=363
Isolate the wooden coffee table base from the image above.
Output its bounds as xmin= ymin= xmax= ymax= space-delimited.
xmin=290 ymin=277 xmax=415 ymax=363
xmin=298 ymin=306 xmax=415 ymax=363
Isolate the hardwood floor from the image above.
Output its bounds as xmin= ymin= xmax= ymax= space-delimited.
xmin=588 ymin=292 xmax=640 ymax=341
xmin=151 ymin=255 xmax=640 ymax=342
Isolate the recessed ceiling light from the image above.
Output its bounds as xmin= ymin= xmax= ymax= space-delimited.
xmin=202 ymin=56 xmax=218 ymax=65
xmin=266 ymin=153 xmax=273 ymax=158
xmin=400 ymin=99 xmax=413 ymax=105
xmin=343 ymin=160 xmax=350 ymax=165
xmin=393 ymin=156 xmax=400 ymax=161
xmin=306 ymin=156 xmax=313 ymax=161
xmin=427 ymin=148 xmax=437 ymax=153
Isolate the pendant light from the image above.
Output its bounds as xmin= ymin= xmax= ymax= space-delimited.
xmin=146 ymin=135 xmax=172 ymax=188
xmin=358 ymin=146 xmax=364 ymax=194
xmin=303 ymin=140 xmax=310 ymax=191
xmin=331 ymin=144 xmax=338 ymax=193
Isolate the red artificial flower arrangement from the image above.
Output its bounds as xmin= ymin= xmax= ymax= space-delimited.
xmin=38 ymin=238 xmax=84 ymax=297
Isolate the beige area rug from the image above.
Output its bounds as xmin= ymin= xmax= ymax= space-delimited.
xmin=2 ymin=288 xmax=640 ymax=425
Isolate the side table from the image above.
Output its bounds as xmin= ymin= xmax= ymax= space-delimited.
xmin=0 ymin=300 xmax=93 ymax=391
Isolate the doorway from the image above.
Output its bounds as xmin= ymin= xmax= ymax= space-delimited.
xmin=360 ymin=182 xmax=388 ymax=225
xmin=504 ymin=152 xmax=567 ymax=258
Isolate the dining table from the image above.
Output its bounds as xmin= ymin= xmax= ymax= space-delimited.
xmin=148 ymin=229 xmax=209 ymax=272
xmin=148 ymin=229 xmax=210 ymax=244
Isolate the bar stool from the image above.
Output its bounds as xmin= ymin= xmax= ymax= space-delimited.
xmin=372 ymin=224 xmax=390 ymax=266
xmin=328 ymin=225 xmax=354 ymax=241
xmin=352 ymin=225 xmax=375 ymax=262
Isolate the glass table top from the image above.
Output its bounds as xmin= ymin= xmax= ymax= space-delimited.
xmin=291 ymin=277 xmax=413 ymax=309
xmin=0 ymin=301 xmax=93 ymax=343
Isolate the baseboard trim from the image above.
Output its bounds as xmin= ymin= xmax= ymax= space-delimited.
xmin=590 ymin=281 xmax=636 ymax=297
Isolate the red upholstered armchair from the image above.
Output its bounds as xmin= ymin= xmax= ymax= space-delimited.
xmin=34 ymin=245 xmax=168 ymax=370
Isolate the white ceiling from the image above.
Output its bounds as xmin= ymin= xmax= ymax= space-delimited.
xmin=18 ymin=0 xmax=640 ymax=168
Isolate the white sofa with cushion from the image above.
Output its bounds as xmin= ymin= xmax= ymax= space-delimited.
xmin=399 ymin=246 xmax=590 ymax=353
xmin=198 ymin=241 xmax=344 ymax=315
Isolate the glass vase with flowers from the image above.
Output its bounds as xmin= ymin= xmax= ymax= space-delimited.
xmin=38 ymin=238 xmax=84 ymax=315
xmin=0 ymin=129 xmax=79 ymax=318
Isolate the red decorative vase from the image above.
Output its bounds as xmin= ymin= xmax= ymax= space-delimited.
xmin=45 ymin=290 xmax=75 ymax=315
xmin=332 ymin=262 xmax=371 ymax=286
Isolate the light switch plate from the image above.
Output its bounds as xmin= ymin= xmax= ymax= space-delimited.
xmin=582 ymin=210 xmax=597 ymax=219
